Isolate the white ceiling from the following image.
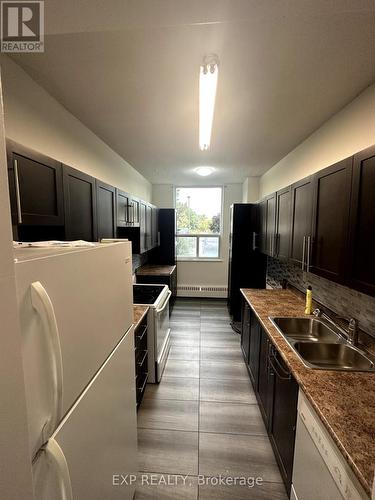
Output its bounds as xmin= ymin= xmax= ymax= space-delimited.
xmin=10 ymin=0 xmax=375 ymax=184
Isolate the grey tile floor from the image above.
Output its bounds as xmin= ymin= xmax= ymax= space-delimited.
xmin=136 ymin=299 xmax=287 ymax=500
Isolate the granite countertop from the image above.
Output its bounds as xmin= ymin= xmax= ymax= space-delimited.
xmin=133 ymin=305 xmax=149 ymax=330
xmin=241 ymin=288 xmax=375 ymax=496
xmin=136 ymin=264 xmax=176 ymax=276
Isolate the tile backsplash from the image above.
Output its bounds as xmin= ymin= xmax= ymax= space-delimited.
xmin=132 ymin=252 xmax=148 ymax=275
xmin=267 ymin=257 xmax=375 ymax=338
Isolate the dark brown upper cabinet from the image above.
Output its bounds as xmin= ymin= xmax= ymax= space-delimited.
xmin=347 ymin=145 xmax=375 ymax=296
xmin=116 ymin=190 xmax=140 ymax=227
xmin=117 ymin=199 xmax=155 ymax=255
xmin=266 ymin=194 xmax=277 ymax=257
xmin=275 ymin=187 xmax=291 ymax=260
xmin=139 ymin=200 xmax=147 ymax=254
xmin=63 ymin=165 xmax=97 ymax=242
xmin=259 ymin=193 xmax=276 ymax=257
xmin=96 ymin=180 xmax=116 ymax=241
xmin=7 ymin=140 xmax=64 ymax=227
xmin=289 ymin=176 xmax=313 ymax=270
xmin=116 ymin=189 xmax=131 ymax=227
xmin=131 ymin=198 xmax=140 ymax=225
xmin=146 ymin=204 xmax=152 ymax=251
xmin=309 ymin=158 xmax=352 ymax=283
xmin=151 ymin=205 xmax=159 ymax=248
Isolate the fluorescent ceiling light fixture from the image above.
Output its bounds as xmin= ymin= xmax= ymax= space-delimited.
xmin=194 ymin=166 xmax=215 ymax=176
xmin=199 ymin=55 xmax=219 ymax=151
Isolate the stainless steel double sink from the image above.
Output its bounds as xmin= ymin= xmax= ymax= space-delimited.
xmin=269 ymin=317 xmax=375 ymax=372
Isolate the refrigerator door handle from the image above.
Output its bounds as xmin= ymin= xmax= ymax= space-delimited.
xmin=252 ymin=232 xmax=259 ymax=251
xmin=46 ymin=438 xmax=73 ymax=500
xmin=31 ymin=281 xmax=63 ymax=435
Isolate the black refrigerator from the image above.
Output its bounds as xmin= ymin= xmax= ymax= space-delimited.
xmin=152 ymin=208 xmax=176 ymax=265
xmin=227 ymin=203 xmax=266 ymax=321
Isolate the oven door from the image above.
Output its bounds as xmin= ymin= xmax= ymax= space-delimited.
xmin=155 ymin=290 xmax=171 ymax=382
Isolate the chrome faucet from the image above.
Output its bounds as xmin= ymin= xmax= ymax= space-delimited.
xmin=312 ymin=309 xmax=359 ymax=346
xmin=347 ymin=318 xmax=359 ymax=346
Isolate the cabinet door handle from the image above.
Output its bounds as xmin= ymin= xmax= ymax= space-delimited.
xmin=127 ymin=201 xmax=132 ymax=224
xmin=267 ymin=342 xmax=277 ymax=378
xmin=269 ymin=352 xmax=291 ymax=380
xmin=252 ymin=232 xmax=258 ymax=251
xmin=301 ymin=236 xmax=306 ymax=271
xmin=138 ymin=373 xmax=148 ymax=393
xmin=307 ymin=235 xmax=311 ymax=272
xmin=13 ymin=159 xmax=23 ymax=224
xmin=137 ymin=350 xmax=148 ymax=367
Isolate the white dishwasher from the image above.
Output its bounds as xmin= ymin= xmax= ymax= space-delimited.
xmin=291 ymin=390 xmax=369 ymax=500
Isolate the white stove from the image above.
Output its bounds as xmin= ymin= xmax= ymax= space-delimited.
xmin=133 ymin=284 xmax=171 ymax=383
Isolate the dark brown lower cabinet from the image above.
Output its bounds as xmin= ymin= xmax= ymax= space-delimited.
xmin=241 ymin=304 xmax=299 ymax=496
xmin=241 ymin=300 xmax=251 ymax=364
xmin=268 ymin=345 xmax=299 ymax=497
xmin=241 ymin=299 xmax=261 ymax=388
xmin=248 ymin=311 xmax=261 ymax=389
xmin=134 ymin=314 xmax=148 ymax=409
xmin=257 ymin=326 xmax=274 ymax=428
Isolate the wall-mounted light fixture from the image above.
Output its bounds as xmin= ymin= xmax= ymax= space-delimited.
xmin=199 ymin=54 xmax=219 ymax=151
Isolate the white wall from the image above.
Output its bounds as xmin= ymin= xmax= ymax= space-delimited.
xmin=152 ymin=183 xmax=243 ymax=289
xmin=260 ymin=82 xmax=375 ymax=197
xmin=0 ymin=56 xmax=152 ymax=201
xmin=242 ymin=177 xmax=260 ymax=202
xmin=152 ymin=184 xmax=175 ymax=208
xmin=0 ymin=72 xmax=34 ymax=499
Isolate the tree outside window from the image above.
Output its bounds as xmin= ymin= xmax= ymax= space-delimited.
xmin=175 ymin=187 xmax=222 ymax=259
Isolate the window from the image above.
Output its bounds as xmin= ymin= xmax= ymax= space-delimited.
xmin=175 ymin=187 xmax=222 ymax=259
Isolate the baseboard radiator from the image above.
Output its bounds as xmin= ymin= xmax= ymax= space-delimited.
xmin=177 ymin=284 xmax=228 ymax=298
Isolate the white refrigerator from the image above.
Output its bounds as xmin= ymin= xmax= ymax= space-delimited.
xmin=14 ymin=242 xmax=137 ymax=500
